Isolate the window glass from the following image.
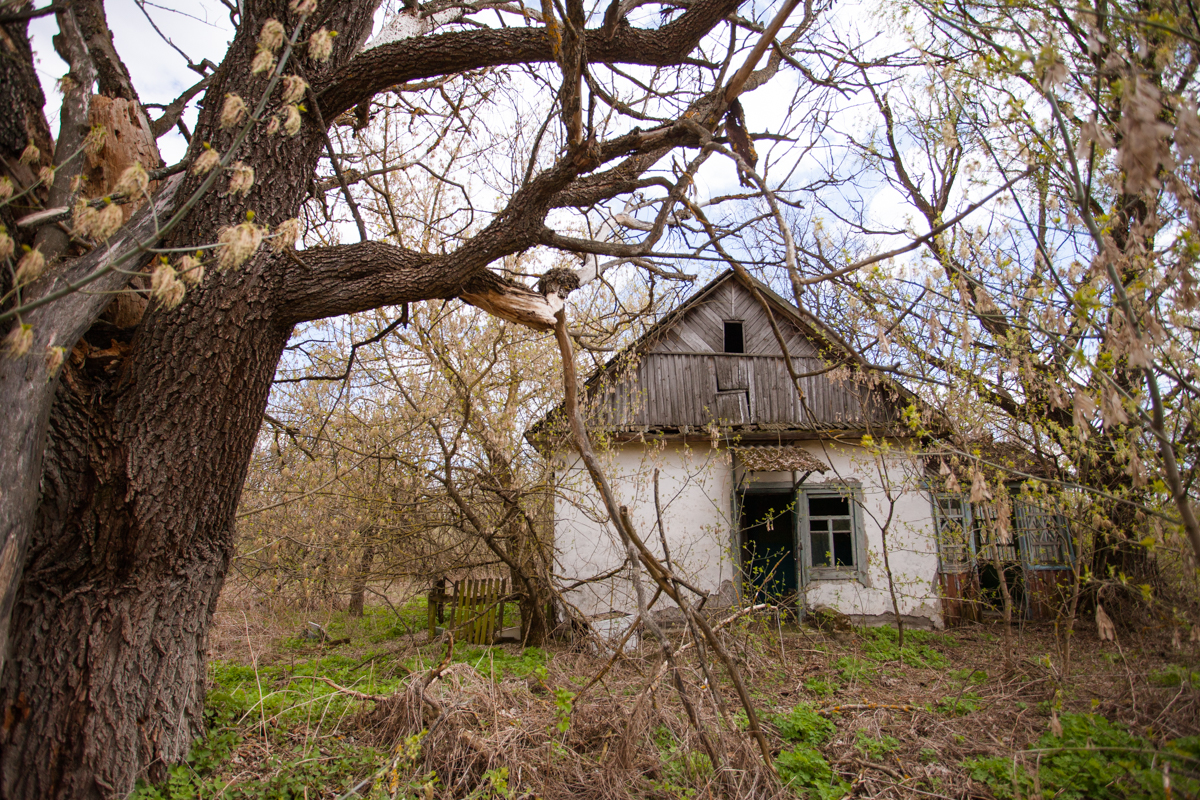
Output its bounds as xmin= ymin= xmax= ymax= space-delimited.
xmin=810 ymin=525 xmax=831 ymax=567
xmin=833 ymin=532 xmax=854 ymax=565
xmin=808 ymin=496 xmax=849 ymax=517
xmin=807 ymin=494 xmax=854 ymax=569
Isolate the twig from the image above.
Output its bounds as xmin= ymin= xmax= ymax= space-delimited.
xmin=293 ymin=675 xmax=386 ymax=702
xmin=817 ymin=703 xmax=916 ymax=717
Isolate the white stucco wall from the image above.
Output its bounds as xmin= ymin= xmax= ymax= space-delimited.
xmin=554 ymin=440 xmax=735 ymax=618
xmin=554 ymin=438 xmax=944 ymax=627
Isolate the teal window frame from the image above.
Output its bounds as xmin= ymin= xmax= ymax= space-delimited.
xmin=798 ymin=486 xmax=866 ymax=582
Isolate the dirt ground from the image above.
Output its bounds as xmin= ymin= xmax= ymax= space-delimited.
xmin=181 ymin=586 xmax=1200 ymax=800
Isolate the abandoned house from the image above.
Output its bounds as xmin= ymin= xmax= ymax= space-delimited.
xmin=534 ymin=270 xmax=1075 ymax=631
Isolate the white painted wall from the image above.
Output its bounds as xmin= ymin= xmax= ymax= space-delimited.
xmin=553 ymin=439 xmax=943 ymax=627
xmin=554 ymin=440 xmax=735 ymax=618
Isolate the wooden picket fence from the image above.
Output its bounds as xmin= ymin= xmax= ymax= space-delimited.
xmin=427 ymin=577 xmax=508 ymax=645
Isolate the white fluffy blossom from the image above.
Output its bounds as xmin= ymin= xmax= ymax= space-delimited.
xmin=151 ymin=262 xmax=187 ymax=309
xmin=309 ymin=27 xmax=335 ymax=62
xmin=217 ymin=222 xmax=265 ymax=270
xmin=221 ymin=94 xmax=248 ymax=128
xmin=228 ymin=162 xmax=255 ymax=196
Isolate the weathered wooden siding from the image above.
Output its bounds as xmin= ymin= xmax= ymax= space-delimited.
xmin=589 ymin=353 xmax=897 ymax=430
xmin=646 ymin=280 xmax=819 ymax=358
xmin=585 ymin=277 xmax=901 ymax=431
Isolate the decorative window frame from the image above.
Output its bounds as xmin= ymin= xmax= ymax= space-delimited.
xmin=798 ymin=485 xmax=867 ymax=583
xmin=927 ymin=487 xmax=1074 ymax=571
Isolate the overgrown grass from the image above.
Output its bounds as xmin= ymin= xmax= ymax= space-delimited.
xmin=857 ymin=626 xmax=949 ymax=669
xmin=130 ymin=683 xmax=382 ymax=800
xmin=210 ymin=653 xmax=406 ymax=728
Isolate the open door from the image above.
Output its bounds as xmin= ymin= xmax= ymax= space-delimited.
xmin=739 ymin=490 xmax=798 ymax=607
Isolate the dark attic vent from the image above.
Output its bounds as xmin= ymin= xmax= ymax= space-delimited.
xmin=723 ymin=320 xmax=744 ymax=353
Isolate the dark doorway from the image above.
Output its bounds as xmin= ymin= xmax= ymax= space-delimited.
xmin=740 ymin=491 xmax=797 ymax=604
xmin=978 ymin=561 xmax=1025 ymax=614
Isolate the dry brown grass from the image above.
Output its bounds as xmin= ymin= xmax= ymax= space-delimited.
xmin=201 ymin=587 xmax=1200 ymax=800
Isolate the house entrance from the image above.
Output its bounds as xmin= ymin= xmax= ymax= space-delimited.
xmin=739 ymin=491 xmax=797 ymax=604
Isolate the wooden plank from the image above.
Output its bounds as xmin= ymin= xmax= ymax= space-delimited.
xmin=715 ymin=391 xmax=748 ymax=425
xmin=636 ymin=364 xmax=648 ymax=427
xmin=652 ymin=359 xmax=672 ymax=424
xmin=660 ymin=357 xmax=674 ymax=425
xmin=484 ymin=578 xmax=496 ymax=644
xmin=738 ymin=297 xmax=780 ymax=354
xmin=473 ymin=579 xmax=485 ymax=644
xmin=715 ymin=357 xmax=749 ymax=390
xmin=700 ymin=357 xmax=710 ymax=424
xmin=686 ymin=304 xmax=727 ymax=351
xmin=752 ymin=362 xmax=769 ymax=422
xmin=650 ymin=329 xmax=687 ymax=354
xmin=783 ymin=328 xmax=818 ymax=358
xmin=670 ymin=323 xmax=713 ymax=353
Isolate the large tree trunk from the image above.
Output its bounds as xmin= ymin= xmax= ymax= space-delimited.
xmin=0 ymin=0 xmax=739 ymax=792
xmin=0 ymin=3 xmax=372 ymax=794
xmin=0 ymin=290 xmax=292 ymax=798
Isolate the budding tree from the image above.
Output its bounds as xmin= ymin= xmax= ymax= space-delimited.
xmin=0 ymin=0 xmax=825 ymax=795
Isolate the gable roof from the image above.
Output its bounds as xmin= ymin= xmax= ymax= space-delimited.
xmin=530 ymin=269 xmax=930 ymax=445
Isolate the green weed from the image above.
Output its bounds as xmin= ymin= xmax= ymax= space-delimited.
xmin=931 ymin=691 xmax=982 ymax=716
xmin=776 ymin=746 xmax=850 ymax=800
xmin=858 ymin=626 xmax=948 ymax=669
xmin=1149 ymin=664 xmax=1200 ymax=688
xmin=130 ymin=688 xmax=381 ymax=800
xmin=401 ymin=645 xmax=548 ymax=682
xmin=653 ymin=726 xmax=713 ymax=788
xmin=209 ymin=654 xmax=404 ymax=729
xmin=854 ymin=730 xmax=900 ymax=760
xmin=771 ymin=703 xmax=836 ymax=746
xmin=832 ymin=655 xmax=873 ymax=684
xmin=803 ymin=676 xmax=838 ymax=698
xmin=949 ymin=668 xmax=987 ymax=686
xmin=964 ymin=713 xmax=1200 ymax=800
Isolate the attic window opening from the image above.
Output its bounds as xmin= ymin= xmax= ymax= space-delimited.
xmin=723 ymin=320 xmax=744 ymax=353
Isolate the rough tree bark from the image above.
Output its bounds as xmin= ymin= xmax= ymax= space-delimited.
xmin=0 ymin=0 xmax=749 ymax=796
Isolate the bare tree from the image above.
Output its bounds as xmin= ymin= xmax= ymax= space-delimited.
xmin=0 ymin=0 xmax=829 ymax=795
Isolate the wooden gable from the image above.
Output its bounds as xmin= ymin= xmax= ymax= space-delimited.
xmin=645 ymin=277 xmax=820 ymax=359
xmin=584 ymin=272 xmax=904 ymax=435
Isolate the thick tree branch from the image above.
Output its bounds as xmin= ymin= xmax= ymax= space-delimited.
xmin=318 ymin=0 xmax=743 ymax=118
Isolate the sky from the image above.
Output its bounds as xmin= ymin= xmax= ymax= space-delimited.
xmin=28 ymin=0 xmax=240 ymax=165
xmin=25 ymin=1 xmax=823 ymax=205
xmin=22 ymin=0 xmax=950 ymax=294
